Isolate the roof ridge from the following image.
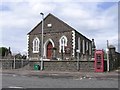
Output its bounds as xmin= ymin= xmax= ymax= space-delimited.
xmin=28 ymin=13 xmax=90 ymax=41
xmin=47 ymin=13 xmax=91 ymax=41
xmin=48 ymin=13 xmax=76 ymax=31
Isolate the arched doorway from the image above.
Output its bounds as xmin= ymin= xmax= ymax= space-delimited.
xmin=47 ymin=42 xmax=53 ymax=59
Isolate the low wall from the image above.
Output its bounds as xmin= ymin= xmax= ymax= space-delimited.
xmin=0 ymin=59 xmax=29 ymax=69
xmin=29 ymin=60 xmax=95 ymax=72
xmin=108 ymin=52 xmax=120 ymax=71
xmin=0 ymin=59 xmax=13 ymax=69
xmin=0 ymin=59 xmax=108 ymax=72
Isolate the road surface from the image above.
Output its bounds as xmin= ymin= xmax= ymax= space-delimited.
xmin=1 ymin=73 xmax=118 ymax=88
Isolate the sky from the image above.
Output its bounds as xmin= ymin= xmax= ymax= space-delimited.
xmin=0 ymin=0 xmax=119 ymax=54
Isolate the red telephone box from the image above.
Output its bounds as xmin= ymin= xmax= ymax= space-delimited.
xmin=94 ymin=50 xmax=104 ymax=72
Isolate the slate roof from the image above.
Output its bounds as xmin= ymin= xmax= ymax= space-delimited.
xmin=28 ymin=13 xmax=91 ymax=41
xmin=28 ymin=13 xmax=78 ymax=35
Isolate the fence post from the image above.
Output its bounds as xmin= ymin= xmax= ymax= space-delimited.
xmin=21 ymin=59 xmax=23 ymax=68
xmin=1 ymin=59 xmax=2 ymax=69
xmin=76 ymin=50 xmax=80 ymax=71
xmin=14 ymin=57 xmax=15 ymax=69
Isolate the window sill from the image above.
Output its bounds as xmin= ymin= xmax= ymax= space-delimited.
xmin=33 ymin=51 xmax=39 ymax=53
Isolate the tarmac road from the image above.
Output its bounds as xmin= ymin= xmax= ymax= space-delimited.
xmin=1 ymin=72 xmax=119 ymax=88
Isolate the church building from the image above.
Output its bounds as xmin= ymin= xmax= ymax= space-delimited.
xmin=27 ymin=13 xmax=93 ymax=61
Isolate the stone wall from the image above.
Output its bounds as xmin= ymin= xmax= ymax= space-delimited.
xmin=28 ymin=31 xmax=73 ymax=60
xmin=0 ymin=59 xmax=108 ymax=72
xmin=0 ymin=59 xmax=13 ymax=69
xmin=108 ymin=45 xmax=120 ymax=71
xmin=29 ymin=60 xmax=95 ymax=72
xmin=29 ymin=60 xmax=107 ymax=72
xmin=0 ymin=59 xmax=29 ymax=69
xmin=110 ymin=52 xmax=120 ymax=70
xmin=75 ymin=31 xmax=92 ymax=57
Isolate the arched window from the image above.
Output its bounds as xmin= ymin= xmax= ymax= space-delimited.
xmin=83 ymin=40 xmax=85 ymax=54
xmin=86 ymin=41 xmax=89 ymax=51
xmin=59 ymin=36 xmax=67 ymax=53
xmin=33 ymin=37 xmax=40 ymax=53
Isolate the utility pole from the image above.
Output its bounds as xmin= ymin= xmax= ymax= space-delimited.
xmin=40 ymin=12 xmax=44 ymax=70
xmin=106 ymin=40 xmax=109 ymax=72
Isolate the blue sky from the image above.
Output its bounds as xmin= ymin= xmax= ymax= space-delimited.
xmin=0 ymin=0 xmax=119 ymax=54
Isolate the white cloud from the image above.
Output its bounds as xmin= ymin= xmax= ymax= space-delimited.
xmin=61 ymin=2 xmax=118 ymax=51
xmin=0 ymin=1 xmax=119 ymax=53
xmin=5 ymin=0 xmax=120 ymax=2
xmin=0 ymin=1 xmax=57 ymax=53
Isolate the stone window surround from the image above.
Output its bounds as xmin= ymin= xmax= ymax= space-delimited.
xmin=59 ymin=35 xmax=68 ymax=53
xmin=33 ymin=37 xmax=40 ymax=53
xmin=43 ymin=38 xmax=55 ymax=58
xmin=72 ymin=31 xmax=75 ymax=57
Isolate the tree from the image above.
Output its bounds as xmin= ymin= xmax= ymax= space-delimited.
xmin=103 ymin=49 xmax=107 ymax=59
xmin=22 ymin=54 xmax=27 ymax=59
xmin=0 ymin=47 xmax=9 ymax=57
xmin=15 ymin=53 xmax=27 ymax=59
xmin=15 ymin=53 xmax=22 ymax=59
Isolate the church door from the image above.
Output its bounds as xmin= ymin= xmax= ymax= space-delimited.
xmin=47 ymin=42 xmax=53 ymax=59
